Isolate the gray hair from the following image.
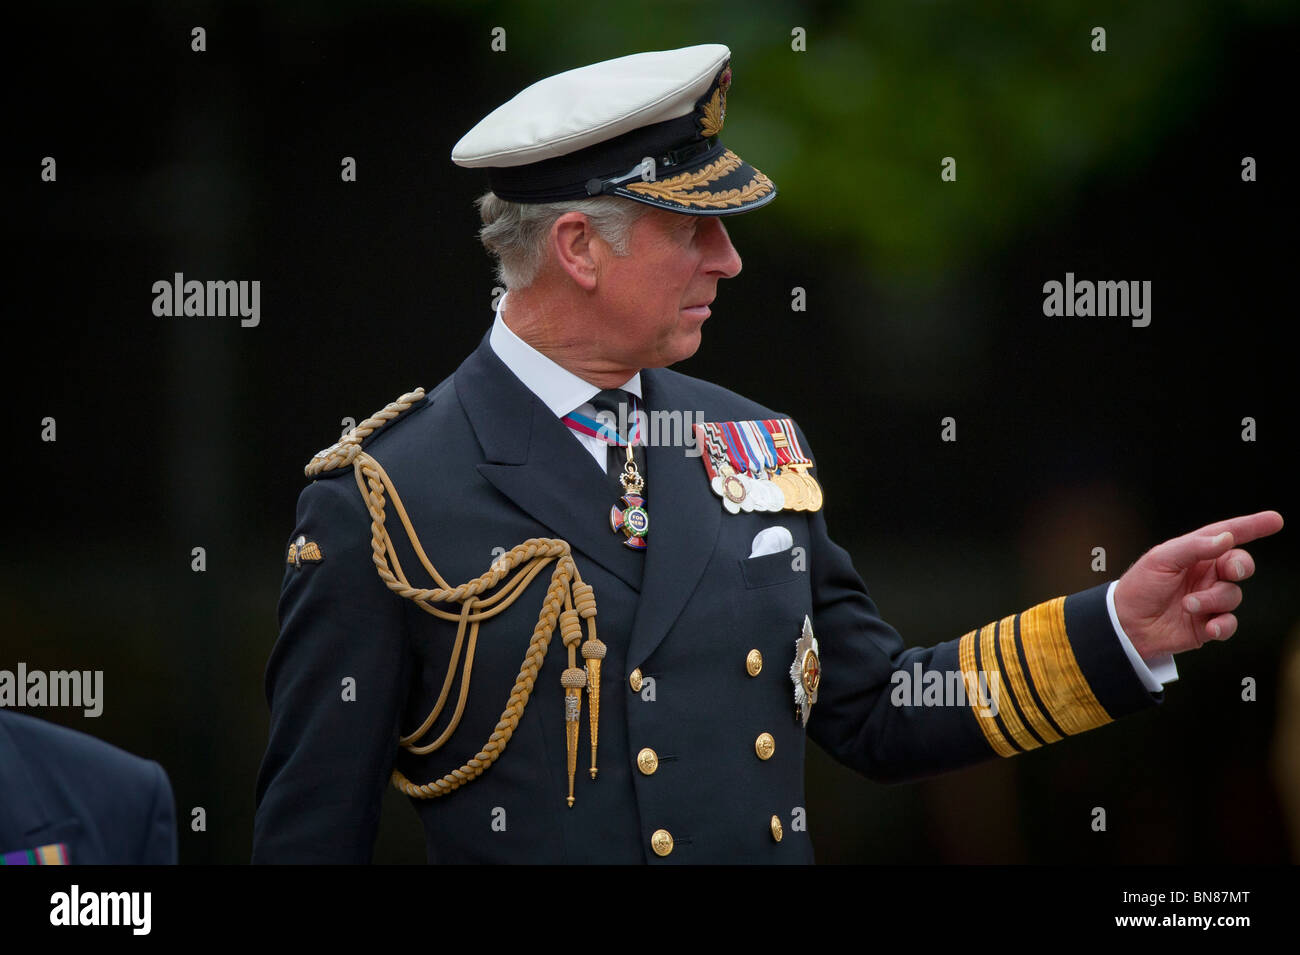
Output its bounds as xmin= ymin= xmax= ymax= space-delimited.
xmin=474 ymin=190 xmax=648 ymax=290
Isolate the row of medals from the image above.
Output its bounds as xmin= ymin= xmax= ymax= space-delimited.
xmin=710 ymin=461 xmax=824 ymax=514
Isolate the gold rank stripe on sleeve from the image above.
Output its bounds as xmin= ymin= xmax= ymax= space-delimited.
xmin=991 ymin=613 xmax=1063 ymax=747
xmin=959 ymin=624 xmax=1016 ymax=757
xmin=978 ymin=620 xmax=1039 ymax=752
xmin=959 ymin=596 xmax=1113 ymax=757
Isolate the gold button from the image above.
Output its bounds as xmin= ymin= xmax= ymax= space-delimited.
xmin=636 ymin=747 xmax=659 ymax=775
xmin=755 ymin=732 xmax=775 ymax=760
xmin=651 ymin=829 xmax=674 ymax=857
xmin=745 ymin=649 xmax=763 ymax=677
xmin=629 ymin=668 xmax=643 ymax=692
xmin=770 ymin=815 xmax=784 ymax=842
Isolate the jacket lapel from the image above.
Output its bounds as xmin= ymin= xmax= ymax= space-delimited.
xmin=456 ymin=336 xmax=646 ymax=592
xmin=625 ymin=367 xmax=721 ymax=666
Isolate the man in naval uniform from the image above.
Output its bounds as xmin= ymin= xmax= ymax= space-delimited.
xmin=252 ymin=44 xmax=1283 ymax=863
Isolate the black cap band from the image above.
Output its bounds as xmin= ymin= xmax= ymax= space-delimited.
xmin=487 ymin=112 xmax=710 ymax=203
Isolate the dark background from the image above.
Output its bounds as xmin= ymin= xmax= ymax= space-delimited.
xmin=4 ymin=0 xmax=1297 ymax=864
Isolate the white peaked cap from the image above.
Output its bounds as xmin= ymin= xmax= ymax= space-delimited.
xmin=451 ymin=44 xmax=776 ymax=215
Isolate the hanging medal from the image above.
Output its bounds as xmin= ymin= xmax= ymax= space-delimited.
xmin=607 ymin=396 xmax=649 ymax=549
xmin=763 ymin=418 xmax=823 ymax=512
xmin=609 ymin=446 xmax=650 ymax=549
xmin=761 ymin=419 xmax=802 ymax=511
xmin=740 ymin=420 xmax=785 ymax=512
xmin=725 ymin=422 xmax=767 ymax=511
xmin=781 ymin=420 xmax=823 ymax=512
xmin=752 ymin=420 xmax=797 ymax=512
xmin=700 ymin=422 xmax=748 ymax=513
xmin=563 ymin=395 xmax=649 ymax=548
xmin=719 ymin=422 xmax=756 ymax=512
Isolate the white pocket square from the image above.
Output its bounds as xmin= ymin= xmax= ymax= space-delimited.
xmin=749 ymin=526 xmax=793 ymax=559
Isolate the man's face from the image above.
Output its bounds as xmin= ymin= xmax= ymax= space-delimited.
xmin=593 ymin=206 xmax=743 ymax=369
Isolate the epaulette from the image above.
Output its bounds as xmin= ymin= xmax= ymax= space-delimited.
xmin=304 ymin=387 xmax=426 ymax=478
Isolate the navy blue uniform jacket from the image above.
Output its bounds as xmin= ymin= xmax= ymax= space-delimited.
xmin=253 ymin=334 xmax=1160 ymax=863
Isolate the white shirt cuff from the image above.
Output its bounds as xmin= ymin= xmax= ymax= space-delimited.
xmin=1106 ymin=580 xmax=1178 ymax=691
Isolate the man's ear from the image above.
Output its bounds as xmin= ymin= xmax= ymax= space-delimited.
xmin=550 ymin=212 xmax=602 ymax=291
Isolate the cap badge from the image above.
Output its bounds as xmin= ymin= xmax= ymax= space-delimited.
xmin=699 ymin=65 xmax=731 ymax=137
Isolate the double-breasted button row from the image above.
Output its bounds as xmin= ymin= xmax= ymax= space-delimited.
xmin=753 ymin=650 xmax=778 ymax=839
xmin=745 ymin=652 xmax=771 ymax=766
xmin=631 ymin=674 xmax=662 ymax=853
xmin=637 ymin=654 xmax=779 ymax=856
xmin=638 ymin=651 xmax=763 ymax=685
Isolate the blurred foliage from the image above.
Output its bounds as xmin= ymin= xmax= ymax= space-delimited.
xmin=266 ymin=0 xmax=1296 ymax=282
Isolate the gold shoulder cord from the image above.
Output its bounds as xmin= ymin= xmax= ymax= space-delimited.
xmin=305 ymin=389 xmax=605 ymax=808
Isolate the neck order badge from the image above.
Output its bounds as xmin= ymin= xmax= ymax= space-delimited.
xmin=563 ymin=393 xmax=650 ymax=550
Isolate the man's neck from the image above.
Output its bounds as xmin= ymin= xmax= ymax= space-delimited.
xmin=501 ymin=287 xmax=639 ymax=390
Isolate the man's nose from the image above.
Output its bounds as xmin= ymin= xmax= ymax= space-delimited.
xmin=701 ymin=217 xmax=742 ymax=279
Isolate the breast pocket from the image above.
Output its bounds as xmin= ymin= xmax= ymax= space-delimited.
xmin=739 ymin=549 xmax=802 ymax=589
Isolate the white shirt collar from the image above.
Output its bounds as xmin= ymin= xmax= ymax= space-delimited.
xmin=488 ymin=290 xmax=642 ymax=416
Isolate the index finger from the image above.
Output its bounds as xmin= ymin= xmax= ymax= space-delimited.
xmin=1186 ymin=510 xmax=1284 ymax=549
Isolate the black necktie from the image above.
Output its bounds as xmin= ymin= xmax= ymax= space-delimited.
xmin=587 ymin=388 xmax=646 ymax=497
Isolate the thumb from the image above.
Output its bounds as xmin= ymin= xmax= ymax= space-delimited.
xmin=1153 ymin=530 xmax=1234 ymax=570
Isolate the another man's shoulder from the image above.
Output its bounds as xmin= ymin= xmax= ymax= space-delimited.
xmin=1 ymin=709 xmax=162 ymax=784
xmin=0 ymin=710 xmax=177 ymax=864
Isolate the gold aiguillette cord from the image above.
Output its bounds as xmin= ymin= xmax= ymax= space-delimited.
xmin=334 ymin=436 xmax=605 ymax=806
